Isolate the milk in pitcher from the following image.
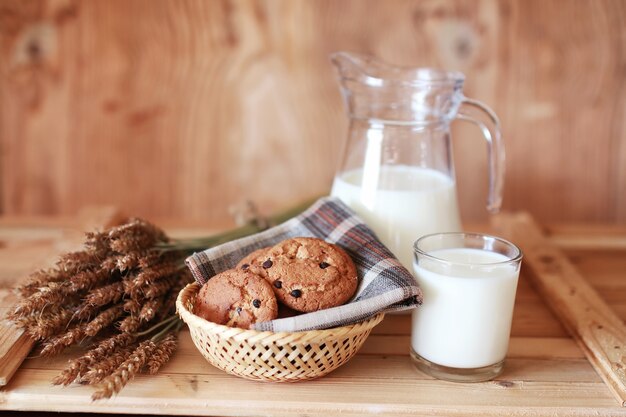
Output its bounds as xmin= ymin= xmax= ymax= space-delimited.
xmin=330 ymin=165 xmax=462 ymax=270
xmin=330 ymin=53 xmax=506 ymax=272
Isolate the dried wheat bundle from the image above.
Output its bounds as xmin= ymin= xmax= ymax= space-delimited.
xmin=9 ymin=218 xmax=188 ymax=400
xmin=9 ymin=199 xmax=315 ymax=400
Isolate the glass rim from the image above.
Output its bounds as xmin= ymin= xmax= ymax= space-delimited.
xmin=413 ymin=232 xmax=523 ymax=267
xmin=330 ymin=52 xmax=465 ymax=88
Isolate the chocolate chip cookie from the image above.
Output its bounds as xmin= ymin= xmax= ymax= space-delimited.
xmin=193 ymin=269 xmax=278 ymax=329
xmin=250 ymin=237 xmax=358 ymax=312
xmin=236 ymin=247 xmax=270 ymax=272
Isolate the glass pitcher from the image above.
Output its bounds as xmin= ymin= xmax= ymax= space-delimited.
xmin=330 ymin=52 xmax=504 ymax=271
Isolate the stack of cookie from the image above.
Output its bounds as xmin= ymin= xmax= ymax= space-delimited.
xmin=193 ymin=237 xmax=358 ymax=329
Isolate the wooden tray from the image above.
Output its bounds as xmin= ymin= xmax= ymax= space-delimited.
xmin=0 ymin=211 xmax=624 ymax=416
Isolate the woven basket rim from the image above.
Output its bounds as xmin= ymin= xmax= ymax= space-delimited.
xmin=176 ymin=282 xmax=385 ymax=344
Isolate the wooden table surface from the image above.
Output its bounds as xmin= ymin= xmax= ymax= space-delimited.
xmin=0 ymin=212 xmax=624 ymax=416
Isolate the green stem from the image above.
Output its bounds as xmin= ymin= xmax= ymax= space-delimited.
xmin=150 ymin=316 xmax=181 ymax=342
xmin=133 ymin=314 xmax=178 ymax=337
xmin=156 ymin=196 xmax=320 ymax=253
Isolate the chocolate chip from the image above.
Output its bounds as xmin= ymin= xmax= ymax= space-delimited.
xmin=290 ymin=289 xmax=302 ymax=298
xmin=319 ymin=262 xmax=330 ymax=269
xmin=241 ymin=263 xmax=249 ymax=270
xmin=252 ymin=299 xmax=261 ymax=308
xmin=273 ymin=280 xmax=282 ymax=289
xmin=262 ymin=259 xmax=273 ymax=269
xmin=236 ymin=307 xmax=242 ymax=314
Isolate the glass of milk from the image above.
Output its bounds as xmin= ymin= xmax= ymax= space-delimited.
xmin=410 ymin=232 xmax=522 ymax=382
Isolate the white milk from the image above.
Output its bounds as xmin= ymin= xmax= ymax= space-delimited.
xmin=330 ymin=166 xmax=462 ymax=271
xmin=411 ymin=248 xmax=520 ymax=368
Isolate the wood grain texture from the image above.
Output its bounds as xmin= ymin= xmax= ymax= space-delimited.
xmin=0 ymin=0 xmax=625 ymax=225
xmin=0 ymin=290 xmax=33 ymax=386
xmin=0 ymin=214 xmax=623 ymax=414
xmin=493 ymin=212 xmax=626 ymax=406
xmin=0 ymin=206 xmax=124 ymax=386
xmin=3 ymin=368 xmax=622 ymax=417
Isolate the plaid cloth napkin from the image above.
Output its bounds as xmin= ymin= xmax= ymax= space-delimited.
xmin=185 ymin=197 xmax=422 ymax=332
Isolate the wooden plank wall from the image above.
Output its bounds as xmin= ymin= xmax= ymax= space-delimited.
xmin=1 ymin=0 xmax=625 ymax=226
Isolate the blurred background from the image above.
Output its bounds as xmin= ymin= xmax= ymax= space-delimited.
xmin=1 ymin=0 xmax=624 ymax=227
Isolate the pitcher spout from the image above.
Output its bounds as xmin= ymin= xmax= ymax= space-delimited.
xmin=330 ymin=52 xmax=393 ymax=87
xmin=330 ymin=52 xmax=465 ymax=123
xmin=330 ymin=52 xmax=464 ymax=88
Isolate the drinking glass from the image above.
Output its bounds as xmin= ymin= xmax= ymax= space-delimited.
xmin=410 ymin=232 xmax=523 ymax=382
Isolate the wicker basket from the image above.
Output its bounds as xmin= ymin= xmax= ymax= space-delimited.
xmin=176 ymin=283 xmax=384 ymax=382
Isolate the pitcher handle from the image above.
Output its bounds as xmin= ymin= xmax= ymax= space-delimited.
xmin=456 ymin=97 xmax=505 ymax=213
